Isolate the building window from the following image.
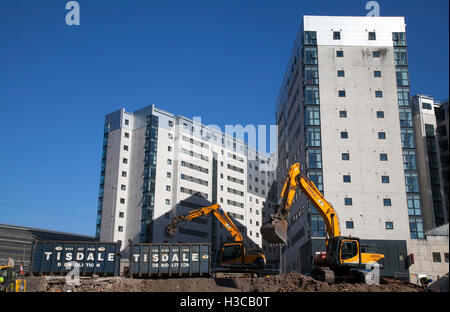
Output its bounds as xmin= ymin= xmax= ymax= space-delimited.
xmin=375 ymin=91 xmax=383 ymax=98
xmin=118 ymin=226 xmax=123 ymax=232
xmin=120 ymin=184 xmax=126 ymax=191
xmin=307 ymin=149 xmax=322 ymax=169
xmin=373 ymin=51 xmax=380 ymax=58
xmin=344 ymin=198 xmax=353 ymax=206
xmin=401 ymin=129 xmax=415 ymax=148
xmin=383 ymin=198 xmax=392 ymax=206
xmin=346 ymin=221 xmax=354 ymax=229
xmin=119 ymin=212 xmax=124 ymax=218
xmin=393 ymin=32 xmax=406 ymax=47
xmin=396 ymin=68 xmax=409 ymax=86
xmin=403 ymin=150 xmax=417 ymax=170
xmin=432 ymin=252 xmax=442 ymax=263
xmin=168 ymin=120 xmax=173 ymax=127
xmin=374 ymin=71 xmax=382 ymax=77
xmin=120 ymin=198 xmax=125 ymax=204
xmin=399 ymin=108 xmax=413 ymax=127
xmin=304 ymin=86 xmax=320 ymax=104
xmin=167 ymin=159 xmax=172 ymax=165
xmin=405 ymin=173 xmax=419 ymax=192
xmin=336 ymin=50 xmax=344 ymax=57
xmin=407 ymin=195 xmax=421 ymax=216
xmin=168 ymin=146 xmax=172 ymax=152
xmin=342 ymin=153 xmax=350 ymax=161
xmin=338 ymin=90 xmax=346 ymax=97
xmin=124 ymin=132 xmax=130 ymax=138
xmin=124 ymin=145 xmax=129 ymax=151
xmin=380 ymin=153 xmax=388 ymax=161
xmin=368 ymin=32 xmax=376 ymax=40
xmin=340 ymin=131 xmax=348 ymax=139
xmin=394 ymin=48 xmax=408 ymax=66
xmin=422 ymin=102 xmax=433 ymax=110
xmin=167 ymin=172 xmax=171 ymax=178
xmin=385 ymin=222 xmax=394 ymax=230
xmin=445 ymin=253 xmax=449 ymax=263
xmin=337 ymin=70 xmax=345 ymax=77
xmin=306 ymin=127 xmax=321 ymax=147
xmin=122 ymin=171 xmax=127 ymax=177
xmin=378 ymin=132 xmax=386 ymax=139
xmin=304 ymin=65 xmax=319 ymax=84
xmin=165 ymin=199 xmax=170 ymax=205
xmin=304 ymin=46 xmax=318 ymax=65
xmin=398 ymin=88 xmax=410 ymax=106
xmin=124 ymin=119 xmax=129 ymax=125
xmin=339 ymin=111 xmax=347 ymax=118
xmin=376 ymin=111 xmax=385 ymax=118
xmin=343 ymin=175 xmax=351 ymax=183
xmin=123 ymin=158 xmax=128 ymax=164
xmin=305 ymin=106 xmax=321 ymax=126
xmin=311 ymin=215 xmax=326 ymax=237
xmin=166 ymin=185 xmax=171 ymax=191
xmin=381 ymin=176 xmax=390 ymax=184
xmin=409 ymin=217 xmax=424 ymax=239
xmin=333 ymin=31 xmax=341 ymax=40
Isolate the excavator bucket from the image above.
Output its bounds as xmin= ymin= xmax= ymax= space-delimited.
xmin=164 ymin=222 xmax=177 ymax=238
xmin=260 ymin=219 xmax=288 ymax=245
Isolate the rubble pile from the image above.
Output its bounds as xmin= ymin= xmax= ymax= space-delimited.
xmin=25 ymin=273 xmax=423 ymax=292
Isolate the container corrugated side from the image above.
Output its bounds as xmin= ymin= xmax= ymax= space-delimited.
xmin=129 ymin=243 xmax=211 ymax=278
xmin=31 ymin=241 xmax=120 ymax=276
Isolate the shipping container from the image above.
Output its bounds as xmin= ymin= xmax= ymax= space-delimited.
xmin=31 ymin=241 xmax=120 ymax=276
xmin=129 ymin=243 xmax=211 ymax=278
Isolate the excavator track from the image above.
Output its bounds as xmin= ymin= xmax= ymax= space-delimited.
xmin=311 ymin=267 xmax=335 ymax=283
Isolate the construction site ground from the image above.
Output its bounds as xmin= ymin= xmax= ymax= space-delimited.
xmin=24 ymin=272 xmax=424 ymax=292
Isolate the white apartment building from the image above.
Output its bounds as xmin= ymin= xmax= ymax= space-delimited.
xmin=275 ymin=16 xmax=423 ymax=277
xmin=96 ymin=105 xmax=277 ymax=258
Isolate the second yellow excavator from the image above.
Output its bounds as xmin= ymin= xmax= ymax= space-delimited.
xmin=261 ymin=163 xmax=385 ymax=282
xmin=165 ymin=203 xmax=266 ymax=275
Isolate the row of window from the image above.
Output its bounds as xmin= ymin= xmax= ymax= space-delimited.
xmin=339 ymin=110 xmax=386 ymax=119
xmin=336 ymin=70 xmax=382 ymax=78
xmin=180 ymin=148 xmax=209 ymax=162
xmin=338 ymin=130 xmax=387 ymax=140
xmin=345 ymin=220 xmax=394 ymax=230
xmin=180 ymin=173 xmax=209 ymax=186
xmin=338 ymin=90 xmax=384 ymax=98
xmin=332 ymin=30 xmax=377 ymax=41
xmin=334 ymin=50 xmax=383 ymax=58
xmin=339 ymin=152 xmax=388 ymax=161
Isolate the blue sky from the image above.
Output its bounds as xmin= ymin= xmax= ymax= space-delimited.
xmin=0 ymin=0 xmax=448 ymax=236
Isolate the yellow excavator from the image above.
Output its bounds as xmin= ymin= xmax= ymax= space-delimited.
xmin=261 ymin=163 xmax=385 ymax=283
xmin=0 ymin=265 xmax=26 ymax=292
xmin=165 ymin=203 xmax=266 ymax=275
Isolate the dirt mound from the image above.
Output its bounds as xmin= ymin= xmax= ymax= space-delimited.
xmin=26 ymin=273 xmax=423 ymax=292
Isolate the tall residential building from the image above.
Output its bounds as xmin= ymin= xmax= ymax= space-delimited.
xmin=275 ymin=16 xmax=420 ymax=276
xmin=411 ymin=95 xmax=447 ymax=228
xmin=96 ymin=105 xmax=277 ymax=258
xmin=434 ymin=99 xmax=449 ymax=222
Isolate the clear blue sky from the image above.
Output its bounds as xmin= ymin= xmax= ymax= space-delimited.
xmin=0 ymin=0 xmax=448 ymax=236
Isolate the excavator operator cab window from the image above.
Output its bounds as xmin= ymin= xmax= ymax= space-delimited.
xmin=340 ymin=241 xmax=358 ymax=260
xmin=221 ymin=244 xmax=242 ymax=262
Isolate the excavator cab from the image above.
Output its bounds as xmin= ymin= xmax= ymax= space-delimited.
xmin=325 ymin=237 xmax=360 ymax=266
xmin=219 ymin=243 xmax=244 ymax=265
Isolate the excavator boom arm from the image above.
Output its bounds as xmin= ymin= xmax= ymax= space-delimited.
xmin=165 ymin=204 xmax=243 ymax=242
xmin=261 ymin=163 xmax=340 ymax=244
